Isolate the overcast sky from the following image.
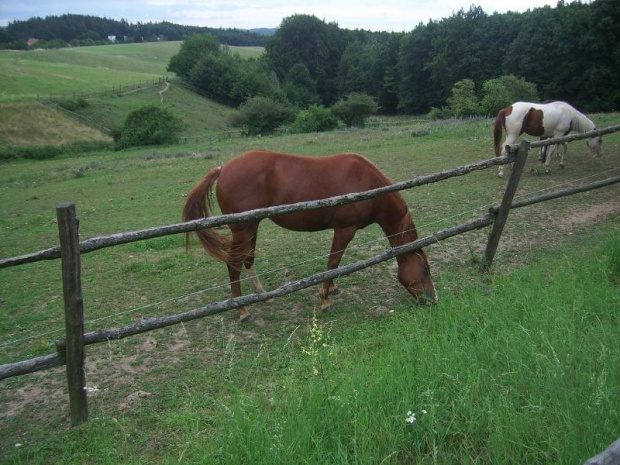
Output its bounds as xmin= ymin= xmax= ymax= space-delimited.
xmin=1 ymin=0 xmax=558 ymax=31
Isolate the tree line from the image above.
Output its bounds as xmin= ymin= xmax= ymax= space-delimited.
xmin=0 ymin=14 xmax=267 ymax=48
xmin=168 ymin=0 xmax=619 ymax=117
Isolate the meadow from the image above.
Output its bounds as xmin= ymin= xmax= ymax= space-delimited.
xmin=0 ymin=42 xmax=619 ymax=464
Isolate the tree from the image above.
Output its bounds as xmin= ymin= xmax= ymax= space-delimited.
xmin=480 ymin=75 xmax=538 ymax=115
xmin=283 ymin=63 xmax=320 ymax=108
xmin=331 ymin=92 xmax=378 ymax=127
xmin=265 ymin=14 xmax=347 ymax=105
xmin=115 ymin=105 xmax=184 ymax=149
xmin=447 ymin=79 xmax=480 ymax=117
xmin=167 ymin=34 xmax=221 ymax=78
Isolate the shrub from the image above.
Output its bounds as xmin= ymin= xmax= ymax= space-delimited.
xmin=0 ymin=140 xmax=113 ymax=162
xmin=56 ymin=98 xmax=89 ymax=112
xmin=289 ymin=105 xmax=338 ymax=133
xmin=115 ymin=105 xmax=184 ymax=149
xmin=331 ymin=92 xmax=378 ymax=127
xmin=231 ymin=96 xmax=294 ymax=136
xmin=427 ymin=106 xmax=453 ymax=120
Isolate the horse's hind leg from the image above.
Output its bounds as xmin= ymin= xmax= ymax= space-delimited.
xmin=243 ymin=231 xmax=273 ymax=302
xmin=559 ymin=142 xmax=567 ymax=168
xmin=227 ymin=223 xmax=259 ymax=322
xmin=545 ymin=144 xmax=558 ymax=174
xmin=319 ymin=227 xmax=356 ymax=312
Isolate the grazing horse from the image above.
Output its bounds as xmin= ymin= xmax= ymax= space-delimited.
xmin=494 ymin=101 xmax=602 ymax=176
xmin=183 ymin=150 xmax=437 ymax=322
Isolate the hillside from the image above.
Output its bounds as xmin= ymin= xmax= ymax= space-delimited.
xmin=0 ymin=42 xmax=264 ymax=146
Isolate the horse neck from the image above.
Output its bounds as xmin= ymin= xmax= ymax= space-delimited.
xmin=569 ymin=108 xmax=595 ymax=133
xmin=377 ymin=196 xmax=418 ymax=248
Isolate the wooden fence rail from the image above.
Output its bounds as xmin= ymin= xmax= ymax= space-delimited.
xmin=1 ymin=125 xmax=619 ymax=429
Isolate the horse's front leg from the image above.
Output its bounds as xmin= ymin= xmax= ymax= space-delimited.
xmin=319 ymin=227 xmax=356 ymax=312
xmin=498 ymin=134 xmax=518 ymax=178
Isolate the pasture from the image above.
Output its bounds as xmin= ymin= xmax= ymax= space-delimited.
xmin=0 ymin=42 xmax=263 ymax=103
xmin=1 ymin=113 xmax=619 ymax=462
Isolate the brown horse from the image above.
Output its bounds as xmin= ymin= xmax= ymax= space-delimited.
xmin=183 ymin=150 xmax=437 ymax=322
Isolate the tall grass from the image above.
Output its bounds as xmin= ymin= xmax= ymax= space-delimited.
xmin=207 ymin=232 xmax=620 ymax=464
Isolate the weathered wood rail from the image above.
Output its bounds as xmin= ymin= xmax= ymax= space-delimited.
xmin=1 ymin=125 xmax=619 ymax=430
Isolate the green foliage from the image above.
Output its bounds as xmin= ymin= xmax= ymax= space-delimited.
xmin=480 ymin=75 xmax=539 ymax=115
xmin=115 ymin=104 xmax=184 ymax=149
xmin=55 ymin=97 xmax=89 ymax=112
xmin=447 ymin=79 xmax=481 ymax=118
xmin=265 ymin=14 xmax=346 ymax=105
xmin=427 ymin=106 xmax=453 ymax=120
xmin=283 ymin=63 xmax=320 ymax=108
xmin=0 ymin=140 xmax=113 ymax=161
xmin=289 ymin=105 xmax=338 ymax=133
xmin=331 ymin=92 xmax=378 ymax=127
xmin=230 ymin=96 xmax=294 ymax=135
xmin=167 ymin=34 xmax=221 ymax=78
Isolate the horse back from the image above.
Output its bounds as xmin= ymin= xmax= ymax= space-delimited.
xmin=215 ymin=150 xmax=400 ymax=231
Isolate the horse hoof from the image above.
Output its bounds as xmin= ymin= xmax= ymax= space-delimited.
xmin=239 ymin=314 xmax=255 ymax=324
xmin=330 ymin=287 xmax=341 ymax=296
xmin=321 ymin=304 xmax=335 ymax=313
xmin=545 ymin=170 xmax=551 ymax=175
xmin=560 ymin=164 xmax=565 ymax=169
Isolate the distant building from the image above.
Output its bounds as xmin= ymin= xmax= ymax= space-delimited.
xmin=107 ymin=35 xmax=116 ymax=42
xmin=27 ymin=38 xmax=38 ymax=46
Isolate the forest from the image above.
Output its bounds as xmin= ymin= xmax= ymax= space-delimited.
xmin=2 ymin=0 xmax=619 ymax=114
xmin=0 ymin=14 xmax=267 ymax=47
xmin=168 ymin=0 xmax=619 ymax=115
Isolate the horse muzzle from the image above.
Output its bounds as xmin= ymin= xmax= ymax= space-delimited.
xmin=416 ymin=289 xmax=438 ymax=306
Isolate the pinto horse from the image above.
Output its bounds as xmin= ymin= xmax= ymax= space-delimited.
xmin=494 ymin=101 xmax=602 ymax=177
xmin=183 ymin=150 xmax=437 ymax=322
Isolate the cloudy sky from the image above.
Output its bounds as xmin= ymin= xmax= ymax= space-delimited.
xmin=1 ymin=0 xmax=557 ymax=31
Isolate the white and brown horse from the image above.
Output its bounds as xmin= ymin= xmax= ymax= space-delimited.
xmin=494 ymin=101 xmax=602 ymax=176
xmin=183 ymin=150 xmax=437 ymax=322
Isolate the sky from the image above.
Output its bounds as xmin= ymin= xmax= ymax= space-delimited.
xmin=0 ymin=0 xmax=558 ymax=31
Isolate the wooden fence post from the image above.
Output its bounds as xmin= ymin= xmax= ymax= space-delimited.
xmin=56 ymin=202 xmax=88 ymax=426
xmin=480 ymin=140 xmax=530 ymax=272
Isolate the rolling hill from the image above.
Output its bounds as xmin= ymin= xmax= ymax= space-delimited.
xmin=0 ymin=42 xmax=264 ymax=146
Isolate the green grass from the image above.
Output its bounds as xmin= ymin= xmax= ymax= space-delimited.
xmin=0 ymin=42 xmax=263 ymax=103
xmin=0 ymin=78 xmax=618 ymax=461
xmin=2 ymin=230 xmax=618 ymax=463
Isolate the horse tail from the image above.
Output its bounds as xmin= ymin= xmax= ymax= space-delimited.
xmin=183 ymin=166 xmax=231 ymax=263
xmin=493 ymin=108 xmax=508 ymax=156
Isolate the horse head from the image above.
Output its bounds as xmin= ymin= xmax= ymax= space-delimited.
xmin=586 ymin=136 xmax=603 ymax=157
xmin=397 ymin=250 xmax=438 ymax=306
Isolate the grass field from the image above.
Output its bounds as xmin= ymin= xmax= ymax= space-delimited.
xmin=0 ymin=41 xmax=619 ymax=464
xmin=1 ymin=114 xmax=619 ymax=463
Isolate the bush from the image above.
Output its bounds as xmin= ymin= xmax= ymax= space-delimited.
xmin=115 ymin=105 xmax=184 ymax=149
xmin=231 ymin=96 xmax=294 ymax=136
xmin=427 ymin=106 xmax=453 ymax=120
xmin=331 ymin=92 xmax=378 ymax=127
xmin=0 ymin=140 xmax=114 ymax=162
xmin=289 ymin=105 xmax=338 ymax=133
xmin=480 ymin=75 xmax=539 ymax=116
xmin=56 ymin=98 xmax=89 ymax=112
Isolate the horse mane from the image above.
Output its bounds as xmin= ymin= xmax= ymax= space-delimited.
xmin=564 ymin=104 xmax=596 ymax=133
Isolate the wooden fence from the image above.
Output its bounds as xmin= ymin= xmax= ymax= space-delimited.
xmin=1 ymin=125 xmax=619 ymax=428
